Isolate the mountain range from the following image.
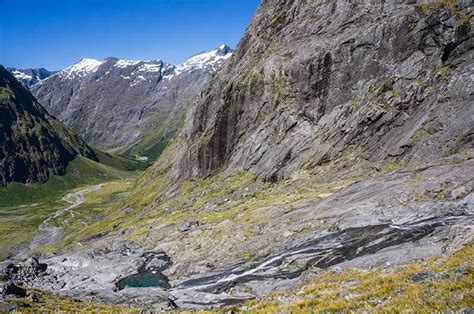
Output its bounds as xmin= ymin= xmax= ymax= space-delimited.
xmin=0 ymin=0 xmax=473 ymax=312
xmin=7 ymin=68 xmax=55 ymax=88
xmin=29 ymin=45 xmax=232 ymax=160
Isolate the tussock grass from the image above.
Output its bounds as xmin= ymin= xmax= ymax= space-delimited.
xmin=242 ymin=243 xmax=474 ymax=313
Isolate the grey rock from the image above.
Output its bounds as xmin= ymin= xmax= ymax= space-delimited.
xmin=161 ymin=0 xmax=474 ymax=183
xmin=409 ymin=270 xmax=441 ymax=282
xmin=27 ymin=293 xmax=39 ymax=302
xmin=178 ymin=221 xmax=200 ymax=232
xmin=0 ymin=282 xmax=27 ymax=298
xmin=0 ymin=301 xmax=30 ymax=312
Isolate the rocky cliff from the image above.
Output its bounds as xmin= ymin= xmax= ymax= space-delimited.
xmin=0 ymin=66 xmax=97 ymax=185
xmin=31 ymin=45 xmax=233 ymax=159
xmin=170 ymin=0 xmax=473 ymax=182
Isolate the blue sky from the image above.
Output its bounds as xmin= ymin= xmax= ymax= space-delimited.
xmin=0 ymin=0 xmax=259 ymax=70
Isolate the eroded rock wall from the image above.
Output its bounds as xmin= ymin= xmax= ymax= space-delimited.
xmin=174 ymin=0 xmax=473 ymax=181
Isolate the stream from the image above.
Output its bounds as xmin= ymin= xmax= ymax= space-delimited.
xmin=168 ymin=214 xmax=472 ymax=307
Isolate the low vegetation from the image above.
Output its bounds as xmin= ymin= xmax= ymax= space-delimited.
xmin=0 ymin=156 xmax=138 ymax=259
xmin=35 ymin=180 xmax=135 ymax=255
xmin=0 ymin=289 xmax=140 ymax=313
xmin=240 ymin=243 xmax=474 ymax=313
xmin=0 ymin=156 xmax=137 ymax=207
xmin=1 ymin=243 xmax=471 ymax=312
xmin=419 ymin=0 xmax=471 ymax=26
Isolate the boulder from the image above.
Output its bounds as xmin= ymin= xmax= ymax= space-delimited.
xmin=0 ymin=282 xmax=27 ymax=298
xmin=178 ymin=221 xmax=200 ymax=232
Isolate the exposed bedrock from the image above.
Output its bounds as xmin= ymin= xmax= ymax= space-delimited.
xmin=171 ymin=0 xmax=473 ymax=182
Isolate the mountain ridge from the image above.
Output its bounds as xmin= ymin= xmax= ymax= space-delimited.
xmin=0 ymin=1 xmax=473 ymax=312
xmin=7 ymin=68 xmax=56 ymax=88
xmin=0 ymin=65 xmax=97 ymax=185
xmin=31 ymin=45 xmax=233 ymax=159
xmin=165 ymin=0 xmax=473 ymax=182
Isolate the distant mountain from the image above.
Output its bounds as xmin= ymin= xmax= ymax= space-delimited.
xmin=31 ymin=45 xmax=233 ymax=159
xmin=7 ymin=67 xmax=56 ymax=87
xmin=0 ymin=65 xmax=97 ymax=185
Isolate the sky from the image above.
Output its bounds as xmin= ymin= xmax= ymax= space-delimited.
xmin=0 ymin=0 xmax=260 ymax=70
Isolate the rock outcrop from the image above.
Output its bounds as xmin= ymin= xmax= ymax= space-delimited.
xmin=171 ymin=0 xmax=473 ymax=181
xmin=31 ymin=45 xmax=233 ymax=159
xmin=0 ymin=65 xmax=97 ymax=185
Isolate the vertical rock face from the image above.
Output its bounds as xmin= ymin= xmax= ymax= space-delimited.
xmin=0 ymin=66 xmax=96 ymax=185
xmin=31 ymin=46 xmax=233 ymax=158
xmin=174 ymin=0 xmax=473 ymax=181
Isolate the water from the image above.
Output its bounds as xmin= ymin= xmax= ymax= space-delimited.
xmin=116 ymin=270 xmax=171 ymax=290
xmin=174 ymin=215 xmax=473 ymax=294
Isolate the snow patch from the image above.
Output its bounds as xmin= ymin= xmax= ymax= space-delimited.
xmin=173 ymin=45 xmax=232 ymax=77
xmin=137 ymin=63 xmax=162 ymax=72
xmin=12 ymin=70 xmax=32 ymax=81
xmin=115 ymin=59 xmax=141 ymax=68
xmin=61 ymin=58 xmax=103 ymax=79
xmin=131 ymin=75 xmax=148 ymax=87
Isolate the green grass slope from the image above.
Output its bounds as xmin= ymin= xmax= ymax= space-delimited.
xmin=0 ymin=156 xmax=137 ymax=207
xmin=0 ymin=156 xmax=140 ymax=260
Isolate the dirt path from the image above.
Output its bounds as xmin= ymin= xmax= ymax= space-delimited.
xmin=26 ymin=184 xmax=104 ymax=253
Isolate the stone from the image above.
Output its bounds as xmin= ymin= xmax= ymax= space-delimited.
xmin=0 ymin=301 xmax=30 ymax=312
xmin=0 ymin=282 xmax=27 ymax=298
xmin=178 ymin=221 xmax=200 ymax=232
xmin=409 ymin=270 xmax=439 ymax=282
xmin=27 ymin=293 xmax=39 ymax=302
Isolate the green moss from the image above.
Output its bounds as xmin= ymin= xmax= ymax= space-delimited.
xmin=419 ymin=0 xmax=471 ymax=26
xmin=63 ymin=236 xmax=76 ymax=246
xmin=412 ymin=174 xmax=424 ymax=183
xmin=383 ymin=161 xmax=400 ymax=172
xmin=411 ymin=127 xmax=427 ymax=145
xmin=271 ymin=71 xmax=292 ymax=105
xmin=456 ymin=149 xmax=474 ymax=160
xmin=420 ymin=3 xmax=437 ymax=14
xmin=435 ymin=66 xmax=451 ymax=84
xmin=368 ymin=77 xmax=394 ymax=94
xmin=0 ymin=87 xmax=9 ymax=99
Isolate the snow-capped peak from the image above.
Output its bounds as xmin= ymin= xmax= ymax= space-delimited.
xmin=174 ymin=44 xmax=233 ymax=75
xmin=61 ymin=58 xmax=103 ymax=79
xmin=11 ymin=70 xmax=33 ymax=81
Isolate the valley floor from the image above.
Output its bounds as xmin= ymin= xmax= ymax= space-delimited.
xmin=0 ymin=153 xmax=473 ymax=312
xmin=0 ymin=156 xmax=138 ymax=260
xmin=1 ymin=243 xmax=472 ymax=312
